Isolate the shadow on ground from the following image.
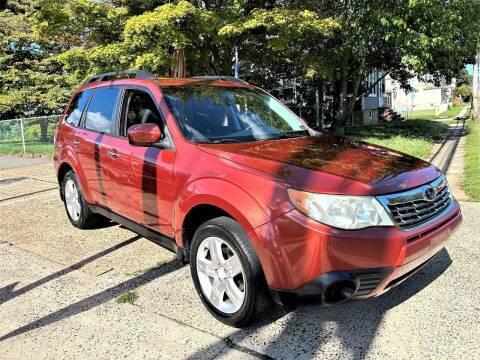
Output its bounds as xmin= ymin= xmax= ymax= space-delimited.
xmin=429 ymin=120 xmax=468 ymax=174
xmin=0 ymin=258 xmax=183 ymax=342
xmin=0 ymin=241 xmax=451 ymax=358
xmin=0 ymin=235 xmax=141 ymax=306
xmin=187 ymin=248 xmax=452 ymax=359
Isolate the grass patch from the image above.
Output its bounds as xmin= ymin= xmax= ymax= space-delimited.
xmin=116 ymin=291 xmax=138 ymax=305
xmin=411 ymin=109 xmax=436 ymax=120
xmin=0 ymin=141 xmax=54 ymax=156
xmin=347 ymin=119 xmax=449 ymax=158
xmin=437 ymin=104 xmax=466 ymax=119
xmin=411 ymin=104 xmax=466 ymax=121
xmin=463 ymin=120 xmax=480 ymax=201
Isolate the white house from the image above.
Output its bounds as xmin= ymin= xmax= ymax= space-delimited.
xmin=386 ymin=75 xmax=455 ymax=115
xmin=357 ymin=70 xmax=388 ymax=125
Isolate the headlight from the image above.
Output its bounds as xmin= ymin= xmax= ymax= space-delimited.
xmin=446 ymin=180 xmax=455 ymax=201
xmin=287 ymin=189 xmax=394 ymax=230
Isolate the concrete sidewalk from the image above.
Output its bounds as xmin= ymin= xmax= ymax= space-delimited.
xmin=428 ymin=117 xmax=469 ymax=201
xmin=1 ymin=162 xmax=479 ymax=360
xmin=0 ymin=241 xmax=255 ymax=360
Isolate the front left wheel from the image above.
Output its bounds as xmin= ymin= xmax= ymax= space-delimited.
xmin=189 ymin=216 xmax=271 ymax=327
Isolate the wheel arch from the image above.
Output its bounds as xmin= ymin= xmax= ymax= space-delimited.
xmin=57 ymin=162 xmax=73 ymax=184
xmin=181 ymin=204 xmax=233 ymax=257
xmin=177 ymin=188 xmax=268 ymax=266
xmin=56 ymin=154 xmax=92 ymax=203
xmin=57 ymin=162 xmax=74 ymax=201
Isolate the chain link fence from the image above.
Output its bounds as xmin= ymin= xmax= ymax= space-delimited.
xmin=0 ymin=115 xmax=61 ymax=155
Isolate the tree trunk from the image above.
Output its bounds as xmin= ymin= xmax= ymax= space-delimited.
xmin=334 ymin=55 xmax=350 ymax=136
xmin=335 ymin=76 xmax=348 ymax=136
xmin=171 ymin=48 xmax=186 ymax=78
xmin=345 ymin=78 xmax=362 ymax=124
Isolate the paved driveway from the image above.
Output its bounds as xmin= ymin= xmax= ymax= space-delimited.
xmin=0 ymin=160 xmax=479 ymax=359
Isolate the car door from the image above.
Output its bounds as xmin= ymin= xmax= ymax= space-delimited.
xmin=77 ymin=86 xmax=122 ymax=207
xmin=106 ymin=86 xmax=176 ymax=238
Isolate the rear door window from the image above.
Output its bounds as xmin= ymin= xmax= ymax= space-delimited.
xmin=65 ymin=89 xmax=92 ymax=126
xmin=84 ymin=87 xmax=121 ymax=134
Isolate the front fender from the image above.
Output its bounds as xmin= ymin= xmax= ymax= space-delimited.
xmin=175 ymin=177 xmax=269 ymax=248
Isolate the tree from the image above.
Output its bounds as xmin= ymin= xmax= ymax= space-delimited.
xmin=0 ymin=0 xmax=70 ymax=124
xmin=2 ymin=0 xmax=480 ymax=137
xmin=32 ymin=1 xmax=339 ymax=82
xmin=453 ymin=84 xmax=472 ymax=99
xmin=222 ymin=0 xmax=480 ymax=133
xmin=455 ymin=68 xmax=473 ymax=87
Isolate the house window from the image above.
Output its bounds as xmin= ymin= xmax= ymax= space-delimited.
xmin=379 ymin=75 xmax=386 ymax=96
xmin=369 ymin=110 xmax=373 ymax=120
xmin=367 ymin=72 xmax=377 ymax=96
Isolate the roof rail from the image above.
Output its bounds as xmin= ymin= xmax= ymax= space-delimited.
xmin=191 ymin=76 xmax=248 ymax=84
xmin=82 ymin=70 xmax=156 ymax=85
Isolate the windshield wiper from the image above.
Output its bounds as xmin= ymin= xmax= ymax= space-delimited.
xmin=209 ymin=138 xmax=243 ymax=143
xmin=268 ymin=131 xmax=310 ymax=140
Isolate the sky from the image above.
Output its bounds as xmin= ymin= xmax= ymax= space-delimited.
xmin=466 ymin=64 xmax=474 ymax=74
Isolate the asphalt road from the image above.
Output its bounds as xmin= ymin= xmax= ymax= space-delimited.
xmin=0 ymin=159 xmax=479 ymax=359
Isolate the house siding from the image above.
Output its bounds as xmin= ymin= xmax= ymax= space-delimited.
xmin=362 ymin=96 xmax=380 ymax=110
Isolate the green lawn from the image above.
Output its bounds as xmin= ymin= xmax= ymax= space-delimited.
xmin=347 ymin=119 xmax=449 ymax=159
xmin=0 ymin=141 xmax=54 ymax=156
xmin=436 ymin=103 xmax=466 ymax=119
xmin=410 ymin=109 xmax=437 ymax=120
xmin=411 ymin=103 xmax=466 ymax=120
xmin=463 ymin=120 xmax=480 ymax=201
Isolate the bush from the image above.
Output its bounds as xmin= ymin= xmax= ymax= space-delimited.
xmin=453 ymin=84 xmax=472 ymax=99
xmin=24 ymin=121 xmax=57 ymax=142
xmin=25 ymin=123 xmax=41 ymax=141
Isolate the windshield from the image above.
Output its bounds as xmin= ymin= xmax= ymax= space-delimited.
xmin=161 ymin=86 xmax=308 ymax=143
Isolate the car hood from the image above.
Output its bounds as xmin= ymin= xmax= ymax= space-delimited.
xmin=197 ymin=135 xmax=442 ymax=196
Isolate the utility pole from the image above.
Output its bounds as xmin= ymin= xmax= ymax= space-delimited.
xmin=233 ymin=47 xmax=239 ymax=78
xmin=472 ymin=53 xmax=479 ymax=121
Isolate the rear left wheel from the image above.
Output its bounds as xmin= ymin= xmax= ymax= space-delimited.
xmin=61 ymin=171 xmax=105 ymax=229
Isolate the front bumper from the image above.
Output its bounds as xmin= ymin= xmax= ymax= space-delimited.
xmin=253 ymin=200 xmax=462 ymax=303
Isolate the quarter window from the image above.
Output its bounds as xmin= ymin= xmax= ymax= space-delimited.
xmin=84 ymin=87 xmax=121 ymax=134
xmin=65 ymin=90 xmax=92 ymax=126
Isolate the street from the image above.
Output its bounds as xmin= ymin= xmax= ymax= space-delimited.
xmin=0 ymin=158 xmax=479 ymax=359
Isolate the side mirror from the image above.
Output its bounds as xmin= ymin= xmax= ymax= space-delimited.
xmin=128 ymin=123 xmax=163 ymax=146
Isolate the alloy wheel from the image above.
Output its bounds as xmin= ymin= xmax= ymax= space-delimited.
xmin=196 ymin=236 xmax=246 ymax=314
xmin=64 ymin=179 xmax=81 ymax=222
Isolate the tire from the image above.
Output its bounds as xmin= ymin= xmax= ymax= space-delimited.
xmin=61 ymin=170 xmax=105 ymax=229
xmin=190 ymin=216 xmax=271 ymax=327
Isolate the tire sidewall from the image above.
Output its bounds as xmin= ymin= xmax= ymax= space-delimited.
xmin=190 ymin=219 xmax=258 ymax=327
xmin=61 ymin=171 xmax=89 ymax=228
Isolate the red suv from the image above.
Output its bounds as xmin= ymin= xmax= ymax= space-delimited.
xmin=54 ymin=71 xmax=462 ymax=326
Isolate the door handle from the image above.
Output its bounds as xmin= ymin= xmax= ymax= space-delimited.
xmin=107 ymin=151 xmax=120 ymax=159
xmin=72 ymin=140 xmax=80 ymax=146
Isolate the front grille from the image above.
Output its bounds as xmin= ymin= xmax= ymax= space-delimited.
xmin=377 ymin=176 xmax=453 ymax=230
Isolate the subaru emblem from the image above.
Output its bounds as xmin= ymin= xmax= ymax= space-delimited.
xmin=424 ymin=187 xmax=436 ymax=201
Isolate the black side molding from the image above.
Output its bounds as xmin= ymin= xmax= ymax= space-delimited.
xmin=89 ymin=204 xmax=177 ymax=253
